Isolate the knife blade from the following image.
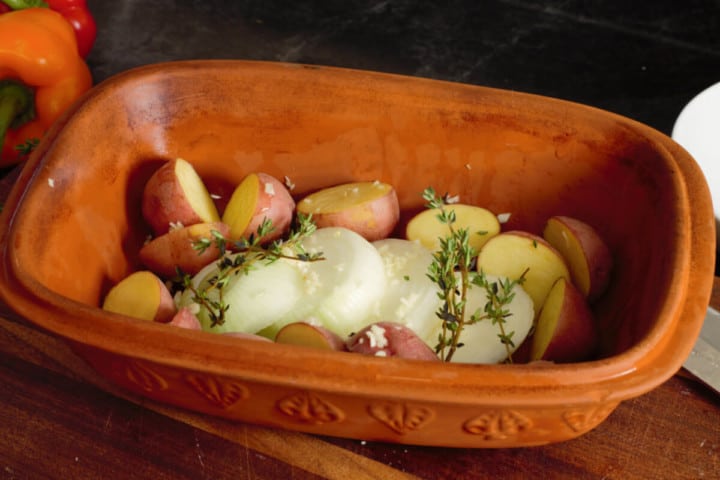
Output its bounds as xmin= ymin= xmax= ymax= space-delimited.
xmin=683 ymin=306 xmax=720 ymax=394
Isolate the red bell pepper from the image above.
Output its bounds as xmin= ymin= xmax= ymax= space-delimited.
xmin=0 ymin=0 xmax=96 ymax=58
xmin=0 ymin=8 xmax=93 ymax=167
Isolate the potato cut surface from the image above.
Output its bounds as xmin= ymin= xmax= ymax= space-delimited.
xmin=222 ymin=173 xmax=260 ymax=239
xmin=175 ymin=158 xmax=220 ymax=222
xmin=297 ymin=181 xmax=392 ymax=213
xmin=406 ymin=204 xmax=500 ymax=253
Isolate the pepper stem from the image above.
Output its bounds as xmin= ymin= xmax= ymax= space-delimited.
xmin=0 ymin=0 xmax=48 ymax=9
xmin=0 ymin=80 xmax=35 ymax=151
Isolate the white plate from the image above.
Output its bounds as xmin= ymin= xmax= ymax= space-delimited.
xmin=672 ymin=81 xmax=720 ymax=235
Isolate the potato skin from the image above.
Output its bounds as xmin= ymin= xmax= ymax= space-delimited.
xmin=223 ymin=172 xmax=295 ymax=244
xmin=346 ymin=321 xmax=440 ymax=361
xmin=222 ymin=332 xmax=274 ymax=342
xmin=142 ymin=159 xmax=219 ymax=236
xmin=406 ymin=203 xmax=500 ymax=252
xmin=297 ymin=182 xmax=400 ymax=241
xmin=531 ymin=277 xmax=597 ymax=363
xmin=246 ymin=173 xmax=295 ymax=243
xmin=543 ymin=215 xmax=613 ymax=302
xmin=275 ymin=322 xmax=347 ymax=351
xmin=102 ymin=270 xmax=177 ymax=323
xmin=167 ymin=306 xmax=202 ymax=330
xmin=139 ymin=222 xmax=231 ymax=279
xmin=476 ymin=230 xmax=570 ymax=316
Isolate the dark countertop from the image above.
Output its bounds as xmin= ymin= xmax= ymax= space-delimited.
xmin=87 ymin=0 xmax=720 ymax=138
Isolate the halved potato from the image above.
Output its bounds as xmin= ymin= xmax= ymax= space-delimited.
xmin=296 ymin=181 xmax=400 ymax=241
xmin=222 ymin=172 xmax=295 ymax=243
xmin=102 ymin=270 xmax=176 ymax=323
xmin=476 ymin=231 xmax=570 ymax=315
xmin=406 ymin=204 xmax=500 ymax=253
xmin=141 ymin=158 xmax=220 ymax=236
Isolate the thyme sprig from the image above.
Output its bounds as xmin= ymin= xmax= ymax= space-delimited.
xmin=182 ymin=213 xmax=323 ymax=327
xmin=14 ymin=138 xmax=39 ymax=157
xmin=423 ymin=187 xmax=525 ymax=363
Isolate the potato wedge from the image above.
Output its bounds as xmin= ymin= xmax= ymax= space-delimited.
xmin=296 ymin=181 xmax=400 ymax=241
xmin=406 ymin=204 xmax=500 ymax=253
xmin=141 ymin=158 xmax=220 ymax=236
xmin=531 ymin=277 xmax=597 ymax=362
xmin=167 ymin=306 xmax=202 ymax=330
xmin=275 ymin=322 xmax=347 ymax=351
xmin=346 ymin=322 xmax=440 ymax=361
xmin=222 ymin=172 xmax=295 ymax=243
xmin=139 ymin=221 xmax=231 ymax=278
xmin=102 ymin=270 xmax=176 ymax=323
xmin=543 ymin=215 xmax=613 ymax=302
xmin=476 ymin=231 xmax=570 ymax=315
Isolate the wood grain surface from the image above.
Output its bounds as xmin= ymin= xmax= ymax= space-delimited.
xmin=0 ymin=167 xmax=718 ymax=480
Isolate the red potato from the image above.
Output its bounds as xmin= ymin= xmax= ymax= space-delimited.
xmin=543 ymin=215 xmax=613 ymax=302
xmin=139 ymin=221 xmax=231 ymax=278
xmin=222 ymin=332 xmax=274 ymax=342
xmin=475 ymin=231 xmax=571 ymax=315
xmin=102 ymin=270 xmax=176 ymax=323
xmin=530 ymin=277 xmax=597 ymax=362
xmin=346 ymin=322 xmax=440 ymax=361
xmin=141 ymin=158 xmax=220 ymax=236
xmin=222 ymin=172 xmax=295 ymax=243
xmin=274 ymin=322 xmax=347 ymax=351
xmin=406 ymin=203 xmax=500 ymax=253
xmin=167 ymin=306 xmax=202 ymax=330
xmin=296 ymin=181 xmax=400 ymax=241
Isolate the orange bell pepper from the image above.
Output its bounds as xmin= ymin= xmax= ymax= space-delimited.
xmin=0 ymin=8 xmax=92 ymax=167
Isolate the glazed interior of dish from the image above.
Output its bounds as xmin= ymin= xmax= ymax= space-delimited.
xmin=9 ymin=62 xmax=688 ymax=360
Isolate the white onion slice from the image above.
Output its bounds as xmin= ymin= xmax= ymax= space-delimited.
xmin=370 ymin=238 xmax=442 ymax=345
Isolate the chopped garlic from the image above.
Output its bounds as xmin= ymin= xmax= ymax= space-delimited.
xmin=47 ymin=178 xmax=55 ymax=188
xmin=169 ymin=221 xmax=184 ymax=231
xmin=284 ymin=175 xmax=295 ymax=191
xmin=497 ymin=212 xmax=512 ymax=224
xmin=303 ymin=270 xmax=321 ymax=295
xmin=366 ymin=324 xmax=388 ymax=349
xmin=264 ymin=182 xmax=275 ymax=196
xmin=445 ymin=194 xmax=460 ymax=204
xmin=374 ymin=350 xmax=388 ymax=357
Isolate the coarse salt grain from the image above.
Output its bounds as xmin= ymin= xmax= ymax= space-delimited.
xmin=366 ymin=324 xmax=388 ymax=349
xmin=497 ymin=212 xmax=512 ymax=224
xmin=48 ymin=178 xmax=55 ymax=188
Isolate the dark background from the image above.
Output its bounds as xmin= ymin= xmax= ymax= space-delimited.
xmin=86 ymin=0 xmax=720 ymax=137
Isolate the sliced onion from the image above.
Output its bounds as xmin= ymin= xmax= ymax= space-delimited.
xmin=370 ymin=238 xmax=442 ymax=345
